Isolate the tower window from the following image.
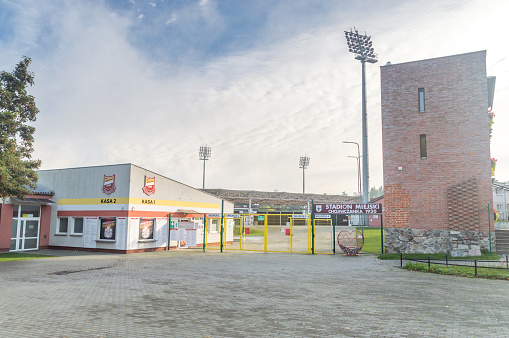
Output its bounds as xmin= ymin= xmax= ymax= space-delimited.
xmin=420 ymin=134 xmax=427 ymax=158
xmin=418 ymin=88 xmax=425 ymax=112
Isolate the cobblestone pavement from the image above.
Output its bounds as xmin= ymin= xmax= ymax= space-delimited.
xmin=1 ymin=249 xmax=509 ymax=337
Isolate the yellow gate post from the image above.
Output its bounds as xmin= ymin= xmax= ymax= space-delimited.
xmin=264 ymin=214 xmax=268 ymax=253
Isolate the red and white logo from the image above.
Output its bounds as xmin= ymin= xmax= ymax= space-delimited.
xmin=142 ymin=176 xmax=155 ymax=195
xmin=103 ymin=175 xmax=116 ymax=195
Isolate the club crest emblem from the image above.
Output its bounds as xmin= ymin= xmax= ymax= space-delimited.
xmin=316 ymin=205 xmax=322 ymax=213
xmin=103 ymin=175 xmax=116 ymax=195
xmin=142 ymin=176 xmax=156 ymax=195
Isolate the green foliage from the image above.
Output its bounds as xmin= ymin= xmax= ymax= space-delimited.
xmin=369 ymin=185 xmax=384 ymax=198
xmin=234 ymin=227 xmax=264 ymax=236
xmin=379 ymin=252 xmax=499 ymax=260
xmin=0 ymin=252 xmax=54 ymax=262
xmin=404 ymin=262 xmax=509 ymax=280
xmin=356 ymin=227 xmax=381 ymax=254
xmin=0 ymin=56 xmax=41 ymax=198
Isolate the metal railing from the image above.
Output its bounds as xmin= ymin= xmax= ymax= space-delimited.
xmin=400 ymin=253 xmax=509 ymax=277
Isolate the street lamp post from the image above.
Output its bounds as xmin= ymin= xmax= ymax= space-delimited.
xmin=299 ymin=156 xmax=310 ymax=194
xmin=199 ymin=145 xmax=211 ymax=189
xmin=343 ymin=141 xmax=361 ymax=201
xmin=344 ymin=28 xmax=378 ymax=204
xmin=347 ymin=155 xmax=361 ymax=201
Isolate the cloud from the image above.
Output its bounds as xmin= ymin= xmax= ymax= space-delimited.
xmin=2 ymin=0 xmax=509 ymax=196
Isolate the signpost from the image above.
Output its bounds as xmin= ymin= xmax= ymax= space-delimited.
xmin=313 ymin=203 xmax=381 ymax=214
xmin=313 ymin=203 xmax=384 ymax=254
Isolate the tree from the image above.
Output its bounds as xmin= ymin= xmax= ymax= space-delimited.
xmin=0 ymin=56 xmax=41 ymax=199
xmin=370 ymin=185 xmax=384 ymax=198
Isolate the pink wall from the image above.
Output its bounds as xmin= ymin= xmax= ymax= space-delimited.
xmin=39 ymin=205 xmax=51 ymax=248
xmin=0 ymin=204 xmax=13 ymax=252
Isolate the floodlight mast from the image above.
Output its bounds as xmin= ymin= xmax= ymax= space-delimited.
xmin=199 ymin=145 xmax=211 ymax=189
xmin=344 ymin=27 xmax=378 ymax=203
xmin=299 ymin=156 xmax=310 ymax=194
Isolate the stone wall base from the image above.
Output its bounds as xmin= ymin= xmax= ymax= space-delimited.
xmin=384 ymin=228 xmax=493 ymax=257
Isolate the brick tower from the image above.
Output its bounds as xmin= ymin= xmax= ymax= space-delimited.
xmin=380 ymin=51 xmax=494 ymax=256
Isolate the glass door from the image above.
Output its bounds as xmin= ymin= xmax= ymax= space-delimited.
xmin=10 ymin=205 xmax=40 ymax=252
xmin=22 ymin=220 xmax=39 ymax=250
xmin=10 ymin=219 xmax=20 ymax=251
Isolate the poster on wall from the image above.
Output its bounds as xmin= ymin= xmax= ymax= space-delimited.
xmin=84 ymin=217 xmax=98 ymax=248
xmin=139 ymin=218 xmax=155 ymax=240
xmin=170 ymin=228 xmax=185 ymax=242
xmin=186 ymin=229 xmax=197 ymax=247
xmin=100 ymin=217 xmax=116 ymax=240
xmin=116 ymin=217 xmax=126 ymax=250
xmin=156 ymin=217 xmax=167 ymax=244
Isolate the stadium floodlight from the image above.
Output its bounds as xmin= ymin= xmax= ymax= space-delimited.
xmin=299 ymin=156 xmax=310 ymax=194
xmin=199 ymin=145 xmax=211 ymax=189
xmin=344 ymin=27 xmax=378 ymax=203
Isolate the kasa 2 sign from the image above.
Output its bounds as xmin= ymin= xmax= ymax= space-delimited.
xmin=314 ymin=203 xmax=381 ymax=214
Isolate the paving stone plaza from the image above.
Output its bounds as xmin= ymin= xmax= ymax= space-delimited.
xmin=1 ymin=250 xmax=509 ymax=337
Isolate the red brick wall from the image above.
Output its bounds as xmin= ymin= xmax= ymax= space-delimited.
xmin=381 ymin=51 xmax=493 ymax=232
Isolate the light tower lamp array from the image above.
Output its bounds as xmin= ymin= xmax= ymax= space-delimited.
xmin=344 ymin=27 xmax=378 ymax=203
xmin=299 ymin=156 xmax=310 ymax=194
xmin=199 ymin=145 xmax=211 ymax=189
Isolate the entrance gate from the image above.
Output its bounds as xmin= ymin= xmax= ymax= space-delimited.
xmin=313 ymin=215 xmax=334 ymax=254
xmin=200 ymin=203 xmax=383 ymax=255
xmin=209 ymin=213 xmax=320 ymax=254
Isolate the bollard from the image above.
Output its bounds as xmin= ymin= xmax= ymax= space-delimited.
xmin=428 ymin=256 xmax=431 ymax=270
xmin=400 ymin=253 xmax=403 ymax=267
xmin=475 ymin=260 xmax=477 ymax=277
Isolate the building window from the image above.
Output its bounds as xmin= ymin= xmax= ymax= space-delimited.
xmin=420 ymin=134 xmax=427 ymax=158
xmin=58 ymin=217 xmax=69 ymax=234
xmin=209 ymin=219 xmax=220 ymax=233
xmin=73 ymin=217 xmax=84 ymax=235
xmin=99 ymin=217 xmax=116 ymax=240
xmin=418 ymin=88 xmax=425 ymax=112
xmin=139 ymin=218 xmax=155 ymax=240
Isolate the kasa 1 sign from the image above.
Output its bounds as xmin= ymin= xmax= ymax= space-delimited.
xmin=314 ymin=203 xmax=381 ymax=214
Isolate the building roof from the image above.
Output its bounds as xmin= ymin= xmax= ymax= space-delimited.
xmin=201 ymin=189 xmax=358 ymax=206
xmin=370 ymin=195 xmax=384 ymax=203
xmin=493 ymin=181 xmax=509 ymax=191
xmin=24 ymin=184 xmax=54 ymax=196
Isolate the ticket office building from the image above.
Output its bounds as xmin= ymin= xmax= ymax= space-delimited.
xmin=0 ymin=185 xmax=55 ymax=252
xmin=35 ymin=164 xmax=233 ymax=253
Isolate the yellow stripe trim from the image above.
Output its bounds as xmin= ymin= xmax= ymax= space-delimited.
xmin=58 ymin=198 xmax=220 ymax=209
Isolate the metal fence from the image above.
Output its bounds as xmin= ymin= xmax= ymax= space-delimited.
xmin=400 ymin=253 xmax=509 ymax=277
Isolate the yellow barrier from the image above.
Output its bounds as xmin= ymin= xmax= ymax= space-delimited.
xmin=205 ymin=213 xmax=334 ymax=254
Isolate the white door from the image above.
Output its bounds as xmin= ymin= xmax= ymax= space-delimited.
xmin=10 ymin=208 xmax=40 ymax=252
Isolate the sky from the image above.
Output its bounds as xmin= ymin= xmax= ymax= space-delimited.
xmin=0 ymin=0 xmax=508 ymax=196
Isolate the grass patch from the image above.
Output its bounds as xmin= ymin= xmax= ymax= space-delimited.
xmin=0 ymin=252 xmax=54 ymax=262
xmin=404 ymin=261 xmax=509 ymax=280
xmin=378 ymin=252 xmax=500 ymax=261
xmin=234 ymin=228 xmax=265 ymax=236
xmin=355 ymin=227 xmax=382 ymax=254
